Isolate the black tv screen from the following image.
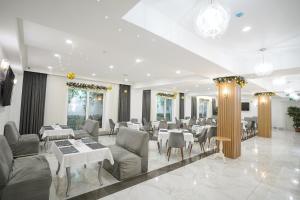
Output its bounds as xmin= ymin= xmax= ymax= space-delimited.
xmin=1 ymin=67 xmax=15 ymax=106
xmin=241 ymin=102 xmax=250 ymax=111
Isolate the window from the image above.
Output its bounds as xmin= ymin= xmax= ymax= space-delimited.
xmin=156 ymin=96 xmax=173 ymax=121
xmin=67 ymin=88 xmax=103 ymax=129
xmin=198 ymin=98 xmax=209 ymax=118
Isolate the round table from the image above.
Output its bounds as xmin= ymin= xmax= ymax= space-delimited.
xmin=215 ymin=136 xmax=231 ymax=162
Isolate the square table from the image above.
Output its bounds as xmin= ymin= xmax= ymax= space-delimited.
xmin=51 ymin=138 xmax=114 ymax=196
xmin=40 ymin=125 xmax=75 ymax=147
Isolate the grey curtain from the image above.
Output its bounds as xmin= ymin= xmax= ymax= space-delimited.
xmin=19 ymin=71 xmax=47 ymax=135
xmin=212 ymin=98 xmax=217 ymax=116
xmin=118 ymin=84 xmax=131 ymax=122
xmin=142 ymin=90 xmax=151 ymax=123
xmin=179 ymin=93 xmax=184 ymax=119
xmin=191 ymin=96 xmax=197 ymax=119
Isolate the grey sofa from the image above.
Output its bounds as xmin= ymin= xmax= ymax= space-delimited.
xmin=0 ymin=136 xmax=52 ymax=200
xmin=74 ymin=119 xmax=100 ymax=139
xmin=4 ymin=121 xmax=39 ymax=157
xmin=104 ymin=127 xmax=149 ymax=180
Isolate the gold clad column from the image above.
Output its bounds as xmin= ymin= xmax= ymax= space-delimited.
xmin=214 ymin=76 xmax=246 ymax=159
xmin=255 ymin=92 xmax=275 ymax=138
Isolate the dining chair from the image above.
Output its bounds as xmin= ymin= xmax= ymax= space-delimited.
xmin=130 ymin=118 xmax=138 ymax=123
xmin=167 ymin=132 xmax=185 ymax=161
xmin=119 ymin=122 xmax=128 ymax=128
xmin=158 ymin=121 xmax=168 ymax=130
xmin=206 ymin=126 xmax=217 ymax=148
xmin=196 ymin=128 xmax=207 ymax=153
xmin=109 ymin=119 xmax=115 ymax=135
xmin=175 ymin=117 xmax=181 ymax=129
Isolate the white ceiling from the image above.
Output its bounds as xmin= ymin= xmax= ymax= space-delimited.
xmin=0 ymin=0 xmax=299 ymax=98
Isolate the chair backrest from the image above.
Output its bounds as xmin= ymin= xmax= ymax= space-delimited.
xmin=175 ymin=118 xmax=181 ymax=129
xmin=207 ymin=126 xmax=217 ymax=139
xmin=4 ymin=121 xmax=20 ymax=145
xmin=0 ymin=136 xmax=13 ymax=191
xmin=168 ymin=132 xmax=185 ymax=148
xmin=142 ymin=118 xmax=147 ymax=126
xmin=168 ymin=123 xmax=177 ymax=130
xmin=158 ymin=121 xmax=168 ymax=129
xmin=131 ymin=118 xmax=138 ymax=123
xmin=197 ymin=128 xmax=207 ymax=144
xmin=109 ymin=119 xmax=115 ymax=129
xmin=116 ymin=127 xmax=149 ymax=172
xmin=184 ymin=116 xmax=190 ymax=120
xmin=83 ymin=119 xmax=99 ymax=136
xmin=119 ymin=122 xmax=128 ymax=127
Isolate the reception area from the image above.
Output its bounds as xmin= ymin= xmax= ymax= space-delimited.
xmin=0 ymin=0 xmax=300 ymax=200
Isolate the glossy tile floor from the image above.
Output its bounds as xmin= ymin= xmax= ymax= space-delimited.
xmin=100 ymin=129 xmax=300 ymax=200
xmin=46 ymin=133 xmax=213 ymax=199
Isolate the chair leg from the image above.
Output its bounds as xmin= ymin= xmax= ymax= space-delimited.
xmin=168 ymin=147 xmax=171 ymax=161
xmin=180 ymin=147 xmax=184 ymax=161
xmin=157 ymin=142 xmax=161 ymax=154
xmin=189 ymin=144 xmax=193 ymax=155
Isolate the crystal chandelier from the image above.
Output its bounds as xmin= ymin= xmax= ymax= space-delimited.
xmin=254 ymin=48 xmax=274 ymax=76
xmin=196 ymin=0 xmax=230 ymax=39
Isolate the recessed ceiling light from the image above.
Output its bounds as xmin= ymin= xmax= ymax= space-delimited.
xmin=135 ymin=58 xmax=143 ymax=63
xmin=48 ymin=66 xmax=53 ymax=70
xmin=146 ymin=73 xmax=151 ymax=77
xmin=242 ymin=26 xmax=252 ymax=32
xmin=92 ymin=73 xmax=96 ymax=76
xmin=96 ymin=0 xmax=100 ymax=2
xmin=118 ymin=28 xmax=122 ymax=32
xmin=104 ymin=15 xmax=109 ymax=20
xmin=137 ymin=34 xmax=140 ymax=38
xmin=109 ymin=65 xmax=114 ymax=69
xmin=124 ymin=78 xmax=129 ymax=82
xmin=54 ymin=53 xmax=61 ymax=58
xmin=65 ymin=39 xmax=73 ymax=44
xmin=175 ymin=70 xmax=181 ymax=74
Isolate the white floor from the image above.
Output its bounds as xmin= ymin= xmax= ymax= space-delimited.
xmin=100 ymin=129 xmax=300 ymax=200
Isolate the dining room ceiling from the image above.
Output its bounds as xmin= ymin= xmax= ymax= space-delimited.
xmin=0 ymin=0 xmax=299 ymax=97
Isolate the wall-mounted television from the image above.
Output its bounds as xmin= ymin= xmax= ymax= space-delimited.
xmin=0 ymin=66 xmax=15 ymax=106
xmin=241 ymin=102 xmax=250 ymax=111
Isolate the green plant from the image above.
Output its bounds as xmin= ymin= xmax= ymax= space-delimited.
xmin=287 ymin=106 xmax=300 ymax=128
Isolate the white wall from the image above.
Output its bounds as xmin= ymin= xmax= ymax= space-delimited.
xmin=44 ymin=74 xmax=119 ymax=131
xmin=0 ymin=46 xmax=23 ymax=134
xmin=130 ymin=88 xmax=143 ymax=122
xmin=241 ymin=97 xmax=258 ymax=119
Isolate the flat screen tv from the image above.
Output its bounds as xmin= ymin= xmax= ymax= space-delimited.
xmin=1 ymin=67 xmax=15 ymax=106
xmin=241 ymin=102 xmax=250 ymax=111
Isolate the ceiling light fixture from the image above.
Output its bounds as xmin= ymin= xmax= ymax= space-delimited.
xmin=118 ymin=28 xmax=122 ymax=32
xmin=92 ymin=73 xmax=96 ymax=76
xmin=242 ymin=26 xmax=252 ymax=32
xmin=109 ymin=65 xmax=114 ymax=69
xmin=175 ymin=70 xmax=181 ymax=74
xmin=65 ymin=39 xmax=73 ymax=44
xmin=47 ymin=66 xmax=53 ymax=70
xmin=104 ymin=15 xmax=109 ymax=20
xmin=124 ymin=78 xmax=129 ymax=82
xmin=195 ymin=0 xmax=230 ymax=39
xmin=135 ymin=58 xmax=143 ymax=63
xmin=0 ymin=59 xmax=9 ymax=70
xmin=146 ymin=73 xmax=151 ymax=77
xmin=54 ymin=53 xmax=61 ymax=58
xmin=137 ymin=34 xmax=140 ymax=38
xmin=254 ymin=48 xmax=274 ymax=76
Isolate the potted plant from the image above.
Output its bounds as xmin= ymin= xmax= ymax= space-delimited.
xmin=287 ymin=106 xmax=300 ymax=132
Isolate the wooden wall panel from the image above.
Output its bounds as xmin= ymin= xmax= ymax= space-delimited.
xmin=257 ymin=96 xmax=272 ymax=138
xmin=216 ymin=82 xmax=241 ymax=159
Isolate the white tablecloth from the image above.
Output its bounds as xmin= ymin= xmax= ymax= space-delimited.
xmin=241 ymin=120 xmax=248 ymax=130
xmin=51 ymin=139 xmax=114 ymax=177
xmin=115 ymin=122 xmax=143 ymax=131
xmin=40 ymin=125 xmax=74 ymax=139
xmin=192 ymin=125 xmax=211 ymax=134
xmin=157 ymin=129 xmax=194 ymax=146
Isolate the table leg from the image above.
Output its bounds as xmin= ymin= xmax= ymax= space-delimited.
xmin=98 ymin=161 xmax=103 ymax=186
xmin=56 ymin=161 xmax=61 ymax=175
xmin=66 ymin=167 xmax=71 ymax=197
xmin=189 ymin=142 xmax=193 ymax=155
xmin=157 ymin=141 xmax=161 ymax=154
xmin=219 ymin=140 xmax=226 ymax=162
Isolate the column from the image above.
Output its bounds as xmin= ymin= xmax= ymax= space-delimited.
xmin=214 ymin=76 xmax=246 ymax=159
xmin=255 ymin=92 xmax=274 ymax=138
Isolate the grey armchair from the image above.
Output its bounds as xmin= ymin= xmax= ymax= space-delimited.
xmin=4 ymin=121 xmax=39 ymax=157
xmin=196 ymin=128 xmax=207 ymax=153
xmin=207 ymin=126 xmax=217 ymax=148
xmin=167 ymin=132 xmax=185 ymax=161
xmin=0 ymin=136 xmax=52 ymax=200
xmin=103 ymin=127 xmax=149 ymax=180
xmin=74 ymin=119 xmax=99 ymax=139
xmin=130 ymin=118 xmax=138 ymax=123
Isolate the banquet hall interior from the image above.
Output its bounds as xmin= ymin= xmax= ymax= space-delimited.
xmin=0 ymin=0 xmax=300 ymax=200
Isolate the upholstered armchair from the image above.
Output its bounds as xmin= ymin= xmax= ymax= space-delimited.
xmin=4 ymin=121 xmax=39 ymax=157
xmin=0 ymin=136 xmax=52 ymax=200
xmin=74 ymin=119 xmax=99 ymax=139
